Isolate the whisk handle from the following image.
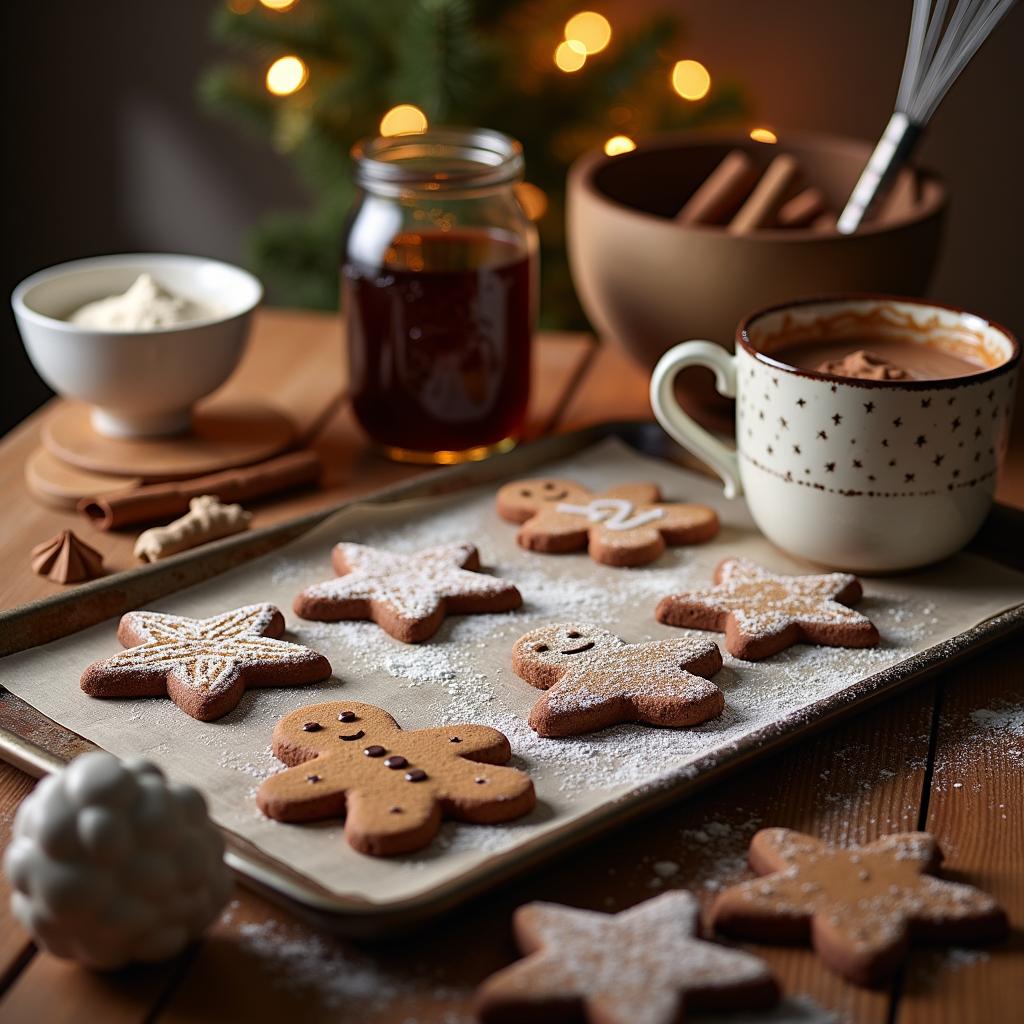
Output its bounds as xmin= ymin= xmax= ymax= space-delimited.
xmin=838 ymin=112 xmax=923 ymax=234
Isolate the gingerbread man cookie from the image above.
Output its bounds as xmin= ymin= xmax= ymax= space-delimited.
xmin=257 ymin=701 xmax=536 ymax=856
xmin=656 ymin=557 xmax=879 ymax=660
xmin=710 ymin=829 xmax=1008 ymax=987
xmin=293 ymin=542 xmax=522 ymax=643
xmin=474 ymin=891 xmax=779 ymax=1024
xmin=496 ymin=479 xmax=719 ymax=567
xmin=511 ymin=623 xmax=724 ymax=737
xmin=80 ymin=604 xmax=332 ymax=722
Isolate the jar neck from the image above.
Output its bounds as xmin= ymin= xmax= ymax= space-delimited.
xmin=352 ymin=127 xmax=524 ymax=199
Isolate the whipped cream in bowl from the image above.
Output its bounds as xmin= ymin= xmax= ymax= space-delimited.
xmin=12 ymin=253 xmax=262 ymax=438
xmin=68 ymin=273 xmax=221 ymax=332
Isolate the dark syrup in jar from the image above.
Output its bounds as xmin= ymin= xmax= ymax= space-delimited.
xmin=344 ymin=230 xmax=533 ymax=455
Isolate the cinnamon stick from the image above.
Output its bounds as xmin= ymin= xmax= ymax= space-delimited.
xmin=79 ymin=450 xmax=322 ymax=530
xmin=728 ymin=154 xmax=801 ymax=235
xmin=677 ymin=149 xmax=759 ymax=225
xmin=777 ymin=187 xmax=826 ymax=228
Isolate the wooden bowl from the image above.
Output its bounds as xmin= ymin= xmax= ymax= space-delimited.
xmin=567 ymin=132 xmax=947 ymax=432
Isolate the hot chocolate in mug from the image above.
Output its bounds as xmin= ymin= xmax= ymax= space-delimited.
xmin=650 ymin=296 xmax=1020 ymax=572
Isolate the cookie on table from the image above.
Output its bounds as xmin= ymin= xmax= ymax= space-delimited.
xmin=474 ymin=890 xmax=779 ymax=1024
xmin=80 ymin=603 xmax=332 ymax=722
xmin=496 ymin=478 xmax=719 ymax=567
xmin=656 ymin=557 xmax=879 ymax=660
xmin=511 ymin=623 xmax=724 ymax=737
xmin=710 ymin=828 xmax=1008 ymax=987
xmin=257 ymin=700 xmax=536 ymax=856
xmin=293 ymin=542 xmax=522 ymax=643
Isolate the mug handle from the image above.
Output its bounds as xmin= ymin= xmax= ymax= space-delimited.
xmin=649 ymin=341 xmax=743 ymax=499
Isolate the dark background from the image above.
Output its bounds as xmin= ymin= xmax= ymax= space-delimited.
xmin=3 ymin=1 xmax=1022 ymax=435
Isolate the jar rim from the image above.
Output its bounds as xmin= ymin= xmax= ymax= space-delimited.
xmin=351 ymin=126 xmax=524 ymax=192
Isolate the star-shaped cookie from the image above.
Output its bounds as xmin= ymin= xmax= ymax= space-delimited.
xmin=474 ymin=891 xmax=779 ymax=1024
xmin=656 ymin=557 xmax=879 ymax=660
xmin=292 ymin=542 xmax=522 ymax=643
xmin=496 ymin=478 xmax=719 ymax=566
xmin=257 ymin=701 xmax=536 ymax=856
xmin=80 ymin=604 xmax=332 ymax=721
xmin=710 ymin=828 xmax=1008 ymax=987
xmin=511 ymin=623 xmax=724 ymax=736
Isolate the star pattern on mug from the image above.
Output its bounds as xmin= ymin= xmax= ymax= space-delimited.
xmin=739 ymin=362 xmax=1014 ymax=500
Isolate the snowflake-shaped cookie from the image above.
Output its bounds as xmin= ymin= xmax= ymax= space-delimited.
xmin=80 ymin=603 xmax=332 ymax=721
xmin=293 ymin=542 xmax=522 ymax=643
xmin=656 ymin=557 xmax=879 ymax=660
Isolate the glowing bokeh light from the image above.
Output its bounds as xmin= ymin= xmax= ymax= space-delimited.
xmin=565 ymin=12 xmax=612 ymax=54
xmin=604 ymin=134 xmax=636 ymax=156
xmin=555 ymin=39 xmax=588 ymax=72
xmin=515 ymin=182 xmax=549 ymax=220
xmin=265 ymin=55 xmax=308 ymax=96
xmin=750 ymin=127 xmax=778 ymax=144
xmin=260 ymin=0 xmax=297 ymax=10
xmin=671 ymin=59 xmax=711 ymax=100
xmin=379 ymin=104 xmax=428 ymax=137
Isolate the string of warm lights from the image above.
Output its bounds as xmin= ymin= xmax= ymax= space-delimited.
xmin=252 ymin=4 xmax=774 ymax=170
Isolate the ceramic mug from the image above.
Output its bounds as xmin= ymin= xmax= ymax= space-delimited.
xmin=650 ymin=296 xmax=1020 ymax=572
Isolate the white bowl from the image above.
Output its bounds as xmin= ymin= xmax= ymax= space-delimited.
xmin=12 ymin=253 xmax=263 ymax=438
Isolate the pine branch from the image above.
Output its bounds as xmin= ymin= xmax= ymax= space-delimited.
xmin=211 ymin=5 xmax=347 ymax=63
xmin=392 ymin=0 xmax=481 ymax=117
xmin=198 ymin=66 xmax=276 ymax=135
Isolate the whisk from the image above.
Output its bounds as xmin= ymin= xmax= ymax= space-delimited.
xmin=838 ymin=0 xmax=1018 ymax=234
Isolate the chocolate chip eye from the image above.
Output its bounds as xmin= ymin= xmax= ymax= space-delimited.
xmin=566 ymin=630 xmax=581 ymax=639
xmin=533 ymin=643 xmax=549 ymax=652
xmin=475 ymin=777 xmax=487 ymax=784
xmin=543 ymin=482 xmax=556 ymax=490
xmin=520 ymin=489 xmax=532 ymax=497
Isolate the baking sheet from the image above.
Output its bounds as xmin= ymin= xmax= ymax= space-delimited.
xmin=1 ymin=437 xmax=1023 ymax=911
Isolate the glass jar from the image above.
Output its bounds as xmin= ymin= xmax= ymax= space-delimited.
xmin=342 ymin=127 xmax=538 ymax=464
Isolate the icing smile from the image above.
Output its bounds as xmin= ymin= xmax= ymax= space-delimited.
xmin=560 ymin=642 xmax=595 ymax=655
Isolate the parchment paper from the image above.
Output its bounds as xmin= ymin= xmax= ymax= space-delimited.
xmin=2 ymin=438 xmax=1023 ymax=907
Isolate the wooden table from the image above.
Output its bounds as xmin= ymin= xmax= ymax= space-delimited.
xmin=1 ymin=310 xmax=1021 ymax=1023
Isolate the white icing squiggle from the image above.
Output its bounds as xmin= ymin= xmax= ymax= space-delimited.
xmin=556 ymin=498 xmax=665 ymax=532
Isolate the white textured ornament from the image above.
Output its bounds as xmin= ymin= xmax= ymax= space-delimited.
xmin=3 ymin=751 xmax=231 ymax=969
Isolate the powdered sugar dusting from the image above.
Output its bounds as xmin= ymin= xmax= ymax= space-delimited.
xmin=88 ymin=604 xmax=326 ymax=698
xmin=485 ymin=892 xmax=773 ymax=1023
xmin=7 ymin=437 xmax=1021 ymax=909
xmin=296 ymin=542 xmax=517 ymax=622
xmin=664 ymin=558 xmax=875 ymax=641
xmin=270 ymin=488 xmax=945 ymax=816
xmin=227 ymin=905 xmax=466 ymax=1016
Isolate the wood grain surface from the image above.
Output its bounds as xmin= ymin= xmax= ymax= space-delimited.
xmin=0 ymin=309 xmax=1020 ymax=1023
xmin=0 ymin=313 xmax=594 ymax=608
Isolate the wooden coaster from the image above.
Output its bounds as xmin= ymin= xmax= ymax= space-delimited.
xmin=42 ymin=400 xmax=295 ymax=481
xmin=25 ymin=448 xmax=142 ymax=510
